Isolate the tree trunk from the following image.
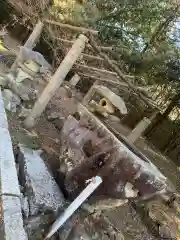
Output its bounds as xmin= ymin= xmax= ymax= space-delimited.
xmin=163 ymin=128 xmax=180 ymax=153
xmin=142 ymin=16 xmax=173 ymax=53
xmin=145 ymin=92 xmax=180 ymax=137
xmin=142 ymin=5 xmax=180 ymax=53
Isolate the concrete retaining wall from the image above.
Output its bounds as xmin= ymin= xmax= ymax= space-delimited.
xmin=0 ymin=88 xmax=27 ymax=239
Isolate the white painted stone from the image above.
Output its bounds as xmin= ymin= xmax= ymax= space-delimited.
xmin=2 ymin=195 xmax=28 ymax=240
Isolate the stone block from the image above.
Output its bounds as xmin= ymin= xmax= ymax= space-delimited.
xmin=1 ymin=195 xmax=27 ymax=240
xmin=0 ymin=127 xmax=20 ymax=196
xmin=0 ymin=89 xmax=26 ymax=240
xmin=20 ymin=145 xmax=64 ymax=215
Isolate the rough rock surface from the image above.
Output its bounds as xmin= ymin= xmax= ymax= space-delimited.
xmin=19 ymin=145 xmax=65 ymax=215
xmin=2 ymin=88 xmax=21 ymax=112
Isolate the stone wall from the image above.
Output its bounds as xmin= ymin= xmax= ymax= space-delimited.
xmin=0 ymin=88 xmax=27 ymax=240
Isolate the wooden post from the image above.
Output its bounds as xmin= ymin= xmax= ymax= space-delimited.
xmin=11 ymin=21 xmax=44 ymax=71
xmin=24 ymin=21 xmax=44 ymax=48
xmin=82 ymin=82 xmax=98 ymax=106
xmin=69 ymin=73 xmax=80 ymax=87
xmin=127 ymin=117 xmax=152 ymax=144
xmin=24 ymin=34 xmax=88 ymax=129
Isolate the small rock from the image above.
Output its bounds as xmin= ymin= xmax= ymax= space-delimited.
xmin=124 ymin=182 xmax=139 ymax=198
xmin=2 ymin=89 xmax=21 ymax=112
xmin=19 ymin=106 xmax=31 ymax=119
